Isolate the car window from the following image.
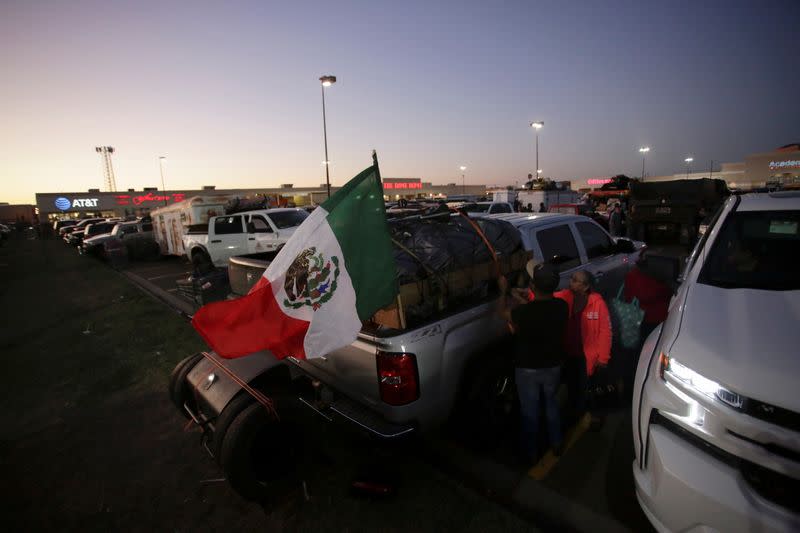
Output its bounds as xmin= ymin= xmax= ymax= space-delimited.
xmin=535 ymin=224 xmax=581 ymax=271
xmin=250 ymin=216 xmax=273 ymax=233
xmin=492 ymin=203 xmax=512 ymax=214
xmin=120 ymin=225 xmax=138 ymax=235
xmin=214 ymin=216 xmax=244 ymax=235
xmin=683 ymin=203 xmax=724 ymax=277
xmin=698 ymin=209 xmax=800 ymax=290
xmin=268 ymin=210 xmax=309 ymax=229
xmin=576 ymin=221 xmax=614 ymax=259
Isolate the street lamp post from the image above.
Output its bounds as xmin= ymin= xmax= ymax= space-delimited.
xmin=639 ymin=146 xmax=650 ymax=181
xmin=158 ymin=156 xmax=167 ymax=205
xmin=460 ymin=166 xmax=467 ymax=195
xmin=684 ymin=157 xmax=693 ymax=179
xmin=319 ymin=75 xmax=337 ymax=198
xmin=530 ymin=121 xmax=544 ymax=181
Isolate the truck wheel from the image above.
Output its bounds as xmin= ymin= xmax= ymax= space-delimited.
xmin=218 ymin=399 xmax=301 ymax=502
xmin=211 ymin=392 xmax=257 ymax=460
xmin=192 ymin=251 xmax=214 ymax=275
xmin=457 ymin=356 xmax=517 ymax=450
xmin=169 ymin=353 xmax=203 ymax=417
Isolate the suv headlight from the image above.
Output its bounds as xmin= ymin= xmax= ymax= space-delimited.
xmin=659 ymin=353 xmax=743 ymax=409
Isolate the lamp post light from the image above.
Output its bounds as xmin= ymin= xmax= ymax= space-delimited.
xmin=319 ymin=75 xmax=337 ymax=198
xmin=460 ymin=166 xmax=467 ymax=195
xmin=158 ymin=156 xmax=167 ymax=205
xmin=684 ymin=157 xmax=693 ymax=179
xmin=639 ymin=146 xmax=651 ymax=181
xmin=530 ymin=121 xmax=544 ymax=182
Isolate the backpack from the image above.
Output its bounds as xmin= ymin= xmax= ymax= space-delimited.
xmin=610 ymin=283 xmax=645 ymax=349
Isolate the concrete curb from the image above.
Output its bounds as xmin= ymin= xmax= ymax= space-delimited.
xmin=120 ymin=269 xmax=197 ymax=318
xmin=424 ymin=436 xmax=631 ymax=533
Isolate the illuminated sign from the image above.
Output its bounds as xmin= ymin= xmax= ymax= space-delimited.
xmin=382 ymin=182 xmax=423 ymax=190
xmin=114 ymin=192 xmax=187 ymax=206
xmin=55 ymin=197 xmax=99 ymax=210
xmin=769 ymin=160 xmax=800 ymax=170
xmin=587 ymin=178 xmax=612 ymax=186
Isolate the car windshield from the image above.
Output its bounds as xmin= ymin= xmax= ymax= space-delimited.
xmin=463 ymin=203 xmax=490 ymax=213
xmin=698 ymin=209 xmax=800 ymax=290
xmin=87 ymin=223 xmax=114 ymax=236
xmin=268 ymin=210 xmax=308 ymax=229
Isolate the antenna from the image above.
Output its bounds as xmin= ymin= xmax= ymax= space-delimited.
xmin=95 ymin=146 xmax=117 ymax=192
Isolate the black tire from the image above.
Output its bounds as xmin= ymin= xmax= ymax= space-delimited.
xmin=218 ymin=399 xmax=302 ymax=502
xmin=211 ymin=392 xmax=257 ymax=460
xmin=192 ymin=250 xmax=214 ymax=275
xmin=169 ymin=353 xmax=203 ymax=417
xmin=453 ymin=342 xmax=517 ymax=450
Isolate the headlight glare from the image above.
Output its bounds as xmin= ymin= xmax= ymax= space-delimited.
xmin=662 ymin=356 xmax=743 ymax=409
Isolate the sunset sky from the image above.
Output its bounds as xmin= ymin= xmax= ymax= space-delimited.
xmin=1 ymin=0 xmax=797 ymax=204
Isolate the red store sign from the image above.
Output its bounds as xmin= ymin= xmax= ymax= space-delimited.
xmin=383 ymin=182 xmax=422 ymax=190
xmin=115 ymin=192 xmax=187 ymax=206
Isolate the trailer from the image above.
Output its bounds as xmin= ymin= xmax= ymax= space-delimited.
xmin=150 ymin=196 xmax=232 ymax=256
xmin=516 ymin=189 xmax=579 ymax=211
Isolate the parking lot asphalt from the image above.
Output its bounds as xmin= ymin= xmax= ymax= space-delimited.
xmin=117 ymin=249 xmax=655 ymax=532
xmin=0 ymin=235 xmax=539 ymax=532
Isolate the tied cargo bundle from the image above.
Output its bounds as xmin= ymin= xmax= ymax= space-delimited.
xmin=370 ymin=248 xmax=529 ymax=330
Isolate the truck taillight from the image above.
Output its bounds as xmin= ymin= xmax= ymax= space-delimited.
xmin=376 ymin=351 xmax=419 ymax=406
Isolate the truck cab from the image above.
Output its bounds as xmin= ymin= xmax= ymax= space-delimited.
xmin=184 ymin=208 xmax=309 ymax=270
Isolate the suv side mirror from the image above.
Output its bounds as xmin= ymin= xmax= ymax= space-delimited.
xmin=615 ymin=238 xmax=636 ymax=253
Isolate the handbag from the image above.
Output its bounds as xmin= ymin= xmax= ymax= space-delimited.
xmin=610 ymin=283 xmax=645 ymax=349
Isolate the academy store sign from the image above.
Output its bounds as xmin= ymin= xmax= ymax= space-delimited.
xmin=55 ymin=197 xmax=99 ymax=211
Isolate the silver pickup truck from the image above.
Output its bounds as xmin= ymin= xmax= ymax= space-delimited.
xmin=170 ymin=213 xmax=643 ymax=501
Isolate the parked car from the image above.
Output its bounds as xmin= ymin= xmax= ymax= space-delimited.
xmin=484 ymin=212 xmax=644 ymax=298
xmin=82 ymin=220 xmax=154 ymax=257
xmin=548 ymin=203 xmax=611 ymax=230
xmin=170 ymin=212 xmax=643 ymax=501
xmin=458 ymin=201 xmax=515 ymax=215
xmin=63 ymin=218 xmax=105 ymax=244
xmin=53 ymin=219 xmax=77 ymax=233
xmin=632 ymin=192 xmax=800 ymax=532
xmin=182 ymin=208 xmax=309 ymax=273
xmin=73 ymin=222 xmax=116 ymax=250
xmin=0 ymin=223 xmax=10 ymax=241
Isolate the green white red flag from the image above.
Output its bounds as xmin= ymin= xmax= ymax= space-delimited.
xmin=192 ymin=156 xmax=397 ymax=359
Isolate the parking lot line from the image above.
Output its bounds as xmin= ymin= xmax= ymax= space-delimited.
xmin=147 ymin=271 xmax=191 ymax=281
xmin=527 ymin=413 xmax=591 ymax=481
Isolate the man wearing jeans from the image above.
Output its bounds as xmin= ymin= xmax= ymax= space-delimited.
xmin=499 ymin=261 xmax=568 ymax=463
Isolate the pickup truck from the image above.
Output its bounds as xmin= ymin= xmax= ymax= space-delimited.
xmin=182 ymin=208 xmax=308 ymax=272
xmin=81 ymin=220 xmax=154 ymax=257
xmin=170 ymin=213 xmax=644 ymax=501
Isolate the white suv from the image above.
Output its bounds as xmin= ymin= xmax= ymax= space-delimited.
xmin=632 ymin=192 xmax=800 ymax=532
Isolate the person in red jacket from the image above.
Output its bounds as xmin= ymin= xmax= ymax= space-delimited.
xmin=519 ymin=267 xmax=613 ymax=427
xmin=619 ymin=251 xmax=673 ymax=398
xmin=557 ymin=270 xmax=612 ymax=429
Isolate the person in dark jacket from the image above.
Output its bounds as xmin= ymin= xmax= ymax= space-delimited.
xmin=538 ymin=202 xmax=547 ymax=213
xmin=499 ymin=262 xmax=568 ymax=461
xmin=609 ymin=204 xmax=623 ymax=236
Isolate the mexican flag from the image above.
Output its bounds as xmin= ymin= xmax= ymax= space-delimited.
xmin=192 ymin=157 xmax=397 ymax=359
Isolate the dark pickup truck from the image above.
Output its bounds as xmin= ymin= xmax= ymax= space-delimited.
xmin=629 ymin=178 xmax=728 ymax=247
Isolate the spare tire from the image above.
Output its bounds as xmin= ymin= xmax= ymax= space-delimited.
xmin=218 ymin=396 xmax=304 ymax=502
xmin=169 ymin=353 xmax=203 ymax=417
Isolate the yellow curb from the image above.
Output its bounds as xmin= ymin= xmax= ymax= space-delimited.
xmin=527 ymin=413 xmax=591 ymax=480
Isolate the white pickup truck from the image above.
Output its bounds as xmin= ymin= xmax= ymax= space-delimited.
xmin=182 ymin=208 xmax=309 ymax=272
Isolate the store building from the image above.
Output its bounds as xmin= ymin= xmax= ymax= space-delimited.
xmin=36 ymin=178 xmax=489 ymax=224
xmin=576 ymin=144 xmax=800 ymax=192
xmin=0 ymin=204 xmax=37 ymax=225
